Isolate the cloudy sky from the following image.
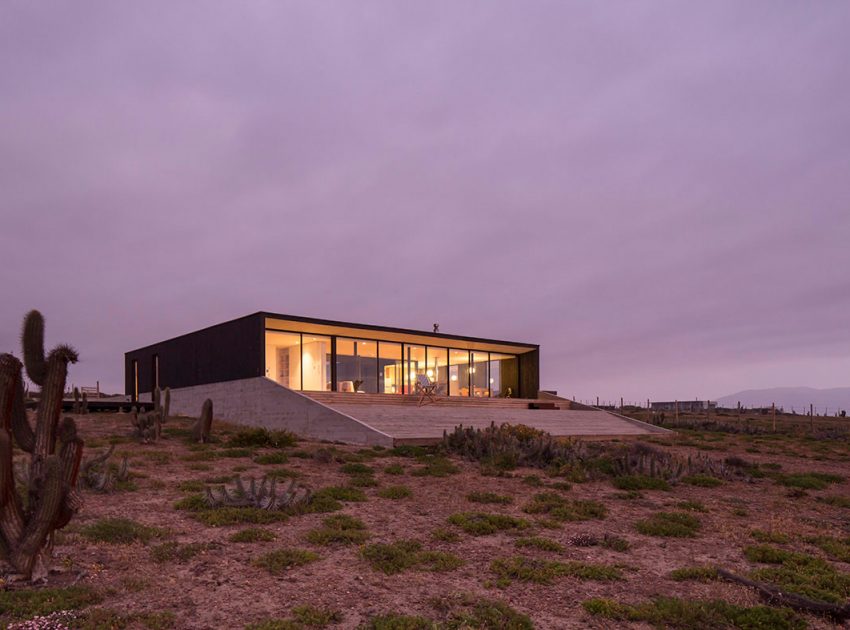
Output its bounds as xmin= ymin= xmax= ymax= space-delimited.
xmin=1 ymin=2 xmax=849 ymax=402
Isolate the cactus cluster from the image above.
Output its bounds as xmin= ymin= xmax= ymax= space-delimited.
xmin=78 ymin=445 xmax=130 ymax=492
xmin=71 ymin=387 xmax=88 ymax=414
xmin=192 ymin=399 xmax=213 ymax=443
xmin=204 ymin=476 xmax=312 ymax=510
xmin=0 ymin=310 xmax=83 ymax=580
xmin=130 ymin=386 xmax=171 ymax=442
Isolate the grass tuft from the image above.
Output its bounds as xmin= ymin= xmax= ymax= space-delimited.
xmin=491 ymin=556 xmax=621 ymax=585
xmin=360 ymin=540 xmax=463 ymax=574
xmin=635 ymin=512 xmax=701 ymax=538
xmin=306 ymin=514 xmax=370 ymax=546
xmin=80 ymin=518 xmax=166 ymax=544
xmin=377 ymin=485 xmax=412 ymax=499
xmin=611 ymin=475 xmax=670 ymax=491
xmin=466 ymin=491 xmax=512 ymax=504
xmin=447 ymin=512 xmax=529 ymax=536
xmin=523 ymin=493 xmax=607 ymax=521
xmin=229 ymin=528 xmax=276 ymax=543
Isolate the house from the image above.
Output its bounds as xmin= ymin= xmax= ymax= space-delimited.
xmin=125 ymin=312 xmax=668 ymax=445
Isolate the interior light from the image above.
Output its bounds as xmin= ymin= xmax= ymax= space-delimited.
xmin=490 ymin=378 xmax=494 ymax=384
xmin=451 ymin=375 xmax=458 ymax=382
xmin=426 ymin=369 xmax=434 ymax=378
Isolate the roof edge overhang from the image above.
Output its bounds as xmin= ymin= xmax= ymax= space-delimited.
xmin=125 ymin=311 xmax=539 ymax=356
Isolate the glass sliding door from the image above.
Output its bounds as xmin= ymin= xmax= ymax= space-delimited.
xmin=265 ymin=331 xmax=302 ymax=390
xmin=426 ymin=347 xmax=448 ymax=396
xmin=403 ymin=345 xmax=425 ymax=394
xmin=302 ymin=334 xmax=331 ymax=391
xmin=471 ymin=352 xmax=490 ymax=397
xmin=336 ymin=338 xmax=378 ymax=393
xmin=449 ymin=349 xmax=470 ymax=396
xmin=378 ymin=342 xmax=402 ymax=394
xmin=489 ymin=353 xmax=518 ymax=397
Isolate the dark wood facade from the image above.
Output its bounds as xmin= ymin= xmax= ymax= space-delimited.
xmin=125 ymin=311 xmax=540 ymax=400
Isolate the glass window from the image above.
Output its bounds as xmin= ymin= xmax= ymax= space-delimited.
xmin=449 ymin=349 xmax=470 ymax=396
xmin=336 ymin=338 xmax=378 ymax=393
xmin=378 ymin=342 xmax=402 ymax=394
xmin=471 ymin=351 xmax=490 ymax=397
xmin=426 ymin=347 xmax=448 ymax=396
xmin=265 ymin=331 xmax=302 ymax=390
xmin=403 ymin=345 xmax=425 ymax=394
xmin=489 ymin=353 xmax=518 ymax=398
xmin=302 ymin=334 xmax=331 ymax=391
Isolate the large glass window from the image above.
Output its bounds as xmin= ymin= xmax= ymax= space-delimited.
xmin=336 ymin=338 xmax=378 ymax=393
xmin=489 ymin=353 xmax=518 ymax=398
xmin=265 ymin=331 xmax=302 ymax=390
xmin=378 ymin=342 xmax=402 ymax=394
xmin=426 ymin=347 xmax=448 ymax=396
xmin=403 ymin=345 xmax=426 ymax=394
xmin=302 ymin=334 xmax=331 ymax=391
xmin=471 ymin=351 xmax=490 ymax=397
xmin=449 ymin=349 xmax=470 ymax=396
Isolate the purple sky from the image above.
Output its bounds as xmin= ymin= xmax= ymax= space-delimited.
xmin=2 ymin=2 xmax=849 ymax=402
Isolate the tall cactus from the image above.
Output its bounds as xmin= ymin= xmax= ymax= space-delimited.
xmin=0 ymin=310 xmax=83 ymax=580
xmin=192 ymin=399 xmax=213 ymax=443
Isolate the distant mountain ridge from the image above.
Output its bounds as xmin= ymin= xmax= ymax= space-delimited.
xmin=716 ymin=387 xmax=850 ymax=414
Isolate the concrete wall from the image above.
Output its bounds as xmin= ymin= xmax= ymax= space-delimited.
xmin=167 ymin=377 xmax=393 ymax=447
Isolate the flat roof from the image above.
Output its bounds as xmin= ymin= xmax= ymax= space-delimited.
xmin=127 ymin=311 xmax=538 ymax=355
xmin=261 ymin=311 xmax=538 ymax=354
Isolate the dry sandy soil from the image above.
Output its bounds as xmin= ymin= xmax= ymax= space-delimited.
xmin=4 ymin=412 xmax=850 ymax=629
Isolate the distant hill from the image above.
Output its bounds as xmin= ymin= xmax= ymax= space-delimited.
xmin=716 ymin=387 xmax=850 ymax=414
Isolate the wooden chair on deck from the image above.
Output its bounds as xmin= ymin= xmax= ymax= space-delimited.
xmin=415 ymin=374 xmax=440 ymax=407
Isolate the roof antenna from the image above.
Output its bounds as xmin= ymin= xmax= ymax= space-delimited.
xmin=433 ymin=323 xmax=440 ymax=333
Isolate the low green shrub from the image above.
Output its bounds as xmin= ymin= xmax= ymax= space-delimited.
xmin=515 ymin=536 xmax=564 ymax=552
xmin=377 ymin=485 xmax=412 ymax=499
xmin=361 ymin=540 xmax=463 ymax=575
xmin=254 ymin=548 xmax=319 ymax=575
xmin=491 ymin=556 xmax=621 ymax=585
xmin=522 ymin=493 xmax=607 ymax=521
xmin=306 ymin=514 xmax=369 ymax=546
xmin=80 ymin=518 xmax=166 ymax=544
xmin=466 ymin=491 xmax=512 ymax=504
xmin=229 ymin=428 xmax=297 ymax=448
xmin=229 ymin=528 xmax=276 ymax=543
xmin=635 ymin=512 xmax=700 ymax=538
xmin=611 ymin=475 xmax=670 ymax=491
xmin=447 ymin=512 xmax=529 ymax=536
xmin=582 ymin=596 xmax=804 ymax=629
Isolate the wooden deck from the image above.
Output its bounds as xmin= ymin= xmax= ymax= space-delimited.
xmin=302 ymin=392 xmax=668 ymax=444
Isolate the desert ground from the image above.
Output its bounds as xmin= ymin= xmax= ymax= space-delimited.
xmin=3 ymin=409 xmax=850 ymax=629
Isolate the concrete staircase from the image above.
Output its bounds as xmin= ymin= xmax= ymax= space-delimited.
xmin=302 ymin=391 xmax=575 ymax=410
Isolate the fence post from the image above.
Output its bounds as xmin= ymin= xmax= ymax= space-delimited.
xmin=772 ymin=402 xmax=776 ymax=432
xmin=810 ymin=403 xmax=814 ymax=433
xmin=675 ymin=400 xmax=679 ymax=423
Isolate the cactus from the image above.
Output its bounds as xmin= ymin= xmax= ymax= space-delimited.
xmin=162 ymin=387 xmax=170 ymax=421
xmin=79 ymin=446 xmax=130 ymax=493
xmin=205 ymin=476 xmax=311 ymax=510
xmin=0 ymin=310 xmax=83 ymax=581
xmin=192 ymin=399 xmax=213 ymax=443
xmin=72 ymin=387 xmax=81 ymax=414
xmin=130 ymin=409 xmax=161 ymax=443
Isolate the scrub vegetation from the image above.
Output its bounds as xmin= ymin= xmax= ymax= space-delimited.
xmin=7 ymin=410 xmax=850 ymax=628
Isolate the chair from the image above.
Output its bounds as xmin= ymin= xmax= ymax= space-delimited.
xmin=415 ymin=374 xmax=440 ymax=407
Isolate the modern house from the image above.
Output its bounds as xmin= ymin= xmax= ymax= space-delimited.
xmin=125 ymin=312 xmax=667 ymax=445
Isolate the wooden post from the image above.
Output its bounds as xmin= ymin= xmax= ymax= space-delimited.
xmin=646 ymin=398 xmax=650 ymax=410
xmin=596 ymin=396 xmax=599 ymax=407
xmin=810 ymin=403 xmax=814 ymax=433
xmin=772 ymin=402 xmax=776 ymax=432
xmin=620 ymin=397 xmax=624 ymax=410
xmin=675 ymin=400 xmax=679 ymax=423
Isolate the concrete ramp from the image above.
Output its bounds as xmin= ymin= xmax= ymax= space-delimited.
xmin=167 ymin=377 xmax=394 ymax=446
xmin=166 ymin=377 xmax=668 ymax=446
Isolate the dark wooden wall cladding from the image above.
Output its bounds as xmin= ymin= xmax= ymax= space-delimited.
xmin=519 ymin=348 xmax=540 ymax=399
xmin=125 ymin=313 xmax=263 ymax=397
